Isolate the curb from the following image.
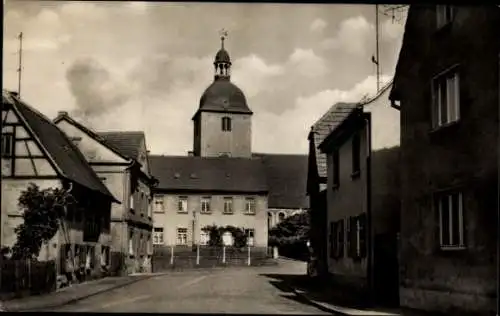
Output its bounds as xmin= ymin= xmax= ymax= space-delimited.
xmin=283 ymin=282 xmax=399 ymax=316
xmin=9 ymin=274 xmax=158 ymax=312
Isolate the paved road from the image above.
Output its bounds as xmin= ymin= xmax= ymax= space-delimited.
xmin=44 ymin=259 xmax=330 ymax=314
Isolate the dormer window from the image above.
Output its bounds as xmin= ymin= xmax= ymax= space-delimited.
xmin=436 ymin=5 xmax=454 ymax=28
xmin=221 ymin=117 xmax=232 ymax=132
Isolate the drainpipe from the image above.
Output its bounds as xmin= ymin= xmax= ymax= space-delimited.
xmin=497 ymin=52 xmax=500 ymax=316
xmin=365 ymin=112 xmax=374 ymax=305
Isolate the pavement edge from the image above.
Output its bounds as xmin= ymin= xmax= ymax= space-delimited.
xmin=279 ymin=280 xmax=342 ymax=315
xmin=16 ymin=274 xmax=159 ymax=312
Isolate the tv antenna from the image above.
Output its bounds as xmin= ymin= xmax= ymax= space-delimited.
xmin=17 ymin=32 xmax=23 ymax=97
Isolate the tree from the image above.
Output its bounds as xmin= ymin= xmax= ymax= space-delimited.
xmin=11 ymin=183 xmax=76 ymax=260
xmin=201 ymin=225 xmax=248 ymax=249
xmin=269 ymin=212 xmax=310 ymax=260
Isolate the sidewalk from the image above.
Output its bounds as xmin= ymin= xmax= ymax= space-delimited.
xmin=275 ymin=273 xmax=445 ymax=316
xmin=2 ymin=273 xmax=159 ymax=312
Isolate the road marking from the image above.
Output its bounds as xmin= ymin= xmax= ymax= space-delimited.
xmin=74 ymin=294 xmax=151 ymax=312
xmin=178 ymin=275 xmax=208 ymax=289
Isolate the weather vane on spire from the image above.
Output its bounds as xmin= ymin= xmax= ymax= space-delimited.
xmin=219 ymin=28 xmax=228 ymax=49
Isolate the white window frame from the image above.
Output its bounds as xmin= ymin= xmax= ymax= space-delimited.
xmin=177 ymin=196 xmax=188 ymax=213
xmin=153 ymin=195 xmax=165 ymax=213
xmin=438 ymin=191 xmax=465 ymax=250
xmin=223 ymin=197 xmax=233 ymax=214
xmin=432 ymin=67 xmax=460 ymax=128
xmin=436 ymin=5 xmax=454 ymax=28
xmin=355 ymin=219 xmax=361 ymax=257
xmin=200 ymin=197 xmax=211 ymax=214
xmin=176 ymin=228 xmax=188 ymax=245
xmin=245 ymin=197 xmax=256 ymax=215
xmin=129 ymin=230 xmax=134 ymax=255
xmin=130 ymin=191 xmax=135 ymax=211
xmin=222 ymin=116 xmax=232 ymax=132
xmin=153 ymin=227 xmax=164 ymax=245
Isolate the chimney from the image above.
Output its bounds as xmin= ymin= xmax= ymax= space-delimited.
xmin=58 ymin=111 xmax=68 ymax=117
xmin=188 ymin=151 xmax=194 ymax=157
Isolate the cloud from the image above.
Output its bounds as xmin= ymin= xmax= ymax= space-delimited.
xmin=252 ymin=74 xmax=392 ymax=154
xmin=287 ymin=48 xmax=327 ymax=78
xmin=232 ymin=54 xmax=284 ymax=97
xmin=321 ymin=16 xmax=374 ymax=55
xmin=66 ymin=58 xmax=132 ymax=119
xmin=310 ymin=18 xmax=327 ymax=32
xmin=381 ymin=18 xmax=405 ymax=42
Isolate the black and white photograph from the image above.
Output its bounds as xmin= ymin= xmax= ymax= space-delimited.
xmin=1 ymin=2 xmax=499 ymax=315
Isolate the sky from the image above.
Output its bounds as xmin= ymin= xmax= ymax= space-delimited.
xmin=3 ymin=1 xmax=407 ymax=155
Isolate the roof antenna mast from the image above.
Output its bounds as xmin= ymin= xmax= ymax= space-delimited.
xmin=371 ymin=5 xmax=380 ymax=93
xmin=17 ymin=32 xmax=23 ymax=98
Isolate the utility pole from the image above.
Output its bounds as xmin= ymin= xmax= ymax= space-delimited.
xmin=17 ymin=32 xmax=23 ymax=98
xmin=496 ymin=52 xmax=500 ymax=316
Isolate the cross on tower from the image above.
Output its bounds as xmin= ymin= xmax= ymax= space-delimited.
xmin=219 ymin=28 xmax=228 ymax=48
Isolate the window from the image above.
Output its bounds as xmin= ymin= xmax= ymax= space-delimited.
xmin=153 ymin=227 xmax=164 ymax=245
xmin=201 ymin=197 xmax=211 ymax=214
xmin=278 ymin=212 xmax=285 ymax=223
xmin=432 ymin=69 xmax=460 ymax=128
xmin=200 ymin=231 xmax=210 ymax=246
xmin=437 ymin=191 xmax=464 ymax=249
xmin=154 ymin=195 xmax=164 ymax=213
xmin=223 ymin=197 xmax=233 ymax=214
xmin=245 ymin=197 xmax=256 ymax=215
xmin=177 ymin=196 xmax=188 ymax=213
xmin=352 ymin=133 xmax=361 ymax=176
xmin=347 ymin=214 xmax=367 ymax=259
xmin=129 ymin=230 xmax=134 ymax=255
xmin=436 ymin=5 xmax=454 ymax=28
xmin=147 ymin=197 xmax=152 ymax=218
xmin=130 ymin=192 xmax=135 ymax=211
xmin=222 ymin=116 xmax=232 ymax=132
xmin=268 ymin=212 xmax=273 ymax=228
xmin=329 ymin=220 xmax=344 ymax=259
xmin=332 ymin=149 xmax=340 ymax=188
xmin=222 ymin=231 xmax=233 ymax=246
xmin=245 ymin=229 xmax=255 ymax=246
xmin=1 ymin=133 xmax=13 ymax=157
xmin=176 ymin=228 xmax=188 ymax=245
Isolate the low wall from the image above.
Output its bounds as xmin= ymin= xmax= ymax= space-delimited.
xmin=152 ymin=245 xmax=277 ymax=272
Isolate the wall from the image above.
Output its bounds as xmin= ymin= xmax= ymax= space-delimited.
xmin=267 ymin=208 xmax=306 ymax=229
xmin=325 ymin=122 xmax=368 ymax=279
xmin=153 ymin=193 xmax=268 ymax=247
xmin=397 ymin=6 xmax=500 ymax=314
xmin=199 ymin=112 xmax=252 ymax=158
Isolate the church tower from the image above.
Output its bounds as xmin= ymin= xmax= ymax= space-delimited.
xmin=192 ymin=31 xmax=253 ymax=158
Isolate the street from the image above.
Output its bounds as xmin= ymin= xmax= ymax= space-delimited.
xmin=42 ymin=259 xmax=331 ymax=314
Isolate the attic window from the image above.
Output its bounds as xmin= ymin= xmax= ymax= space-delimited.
xmin=174 ymin=173 xmax=180 ymax=179
xmin=190 ymin=173 xmax=198 ymax=179
xmin=70 ymin=137 xmax=82 ymax=146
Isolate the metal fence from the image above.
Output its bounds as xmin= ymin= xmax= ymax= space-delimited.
xmin=152 ymin=245 xmax=276 ymax=272
xmin=0 ymin=259 xmax=57 ymax=298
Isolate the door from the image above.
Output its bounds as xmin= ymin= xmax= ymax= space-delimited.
xmin=373 ymin=233 xmax=400 ymax=307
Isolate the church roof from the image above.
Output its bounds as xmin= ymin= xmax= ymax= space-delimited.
xmin=2 ymin=90 xmax=118 ymax=203
xmin=195 ymin=79 xmax=252 ymax=117
xmin=150 ymin=155 xmax=268 ymax=194
xmin=215 ymin=48 xmax=231 ymax=64
xmin=253 ymin=153 xmax=309 ymax=209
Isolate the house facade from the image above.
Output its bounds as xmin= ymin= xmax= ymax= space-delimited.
xmin=150 ymin=35 xmax=309 ymax=251
xmin=389 ymin=5 xmax=500 ymax=314
xmin=1 ymin=90 xmax=118 ymax=278
xmin=54 ymin=114 xmax=156 ymax=275
xmin=318 ymin=83 xmax=401 ymax=306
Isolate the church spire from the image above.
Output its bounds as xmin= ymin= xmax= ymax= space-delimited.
xmin=214 ymin=28 xmax=231 ymax=81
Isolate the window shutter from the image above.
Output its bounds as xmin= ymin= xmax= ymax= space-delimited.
xmin=339 ymin=220 xmax=345 ymax=258
xmin=359 ymin=213 xmax=367 ymax=258
xmin=329 ymin=222 xmax=334 ymax=258
xmin=348 ymin=217 xmax=356 ymax=258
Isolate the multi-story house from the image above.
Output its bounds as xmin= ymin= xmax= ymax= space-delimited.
xmin=54 ymin=113 xmax=156 ymax=275
xmin=317 ymin=82 xmax=401 ymax=306
xmin=1 ymin=90 xmax=119 ymax=278
xmin=389 ymin=5 xmax=500 ymax=314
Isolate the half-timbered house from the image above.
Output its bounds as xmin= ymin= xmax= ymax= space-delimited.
xmin=1 ymin=90 xmax=119 ymax=279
